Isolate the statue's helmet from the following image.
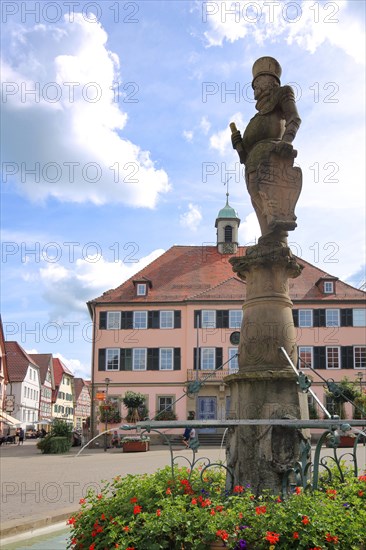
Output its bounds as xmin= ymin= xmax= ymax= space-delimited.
xmin=252 ymin=56 xmax=282 ymax=87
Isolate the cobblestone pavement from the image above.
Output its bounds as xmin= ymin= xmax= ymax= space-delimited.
xmin=1 ymin=439 xmax=365 ymax=539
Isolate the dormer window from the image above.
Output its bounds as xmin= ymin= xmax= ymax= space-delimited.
xmin=324 ymin=281 xmax=334 ymax=294
xmin=136 ymin=283 xmax=147 ymax=296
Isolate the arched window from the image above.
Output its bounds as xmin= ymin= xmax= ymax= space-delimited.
xmin=224 ymin=225 xmax=233 ymax=242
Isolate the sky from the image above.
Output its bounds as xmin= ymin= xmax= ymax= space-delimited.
xmin=1 ymin=0 xmax=365 ymax=379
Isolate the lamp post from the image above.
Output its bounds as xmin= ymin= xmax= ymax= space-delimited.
xmin=104 ymin=377 xmax=110 ymax=452
xmin=357 ymin=371 xmax=363 ymax=393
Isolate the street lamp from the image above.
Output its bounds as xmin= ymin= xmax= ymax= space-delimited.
xmin=357 ymin=371 xmax=363 ymax=393
xmin=104 ymin=377 xmax=110 ymax=452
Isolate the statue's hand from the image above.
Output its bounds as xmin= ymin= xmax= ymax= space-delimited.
xmin=231 ymin=130 xmax=242 ymax=150
xmin=273 ymin=141 xmax=296 ymax=158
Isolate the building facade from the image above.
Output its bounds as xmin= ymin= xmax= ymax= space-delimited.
xmin=52 ymin=358 xmax=75 ymax=424
xmin=5 ymin=342 xmax=41 ymax=430
xmin=88 ymin=203 xmax=365 ymax=436
xmin=29 ymin=353 xmax=54 ymax=429
xmin=73 ymin=377 xmax=91 ymax=430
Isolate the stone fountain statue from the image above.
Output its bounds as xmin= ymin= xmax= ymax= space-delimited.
xmin=225 ymin=57 xmax=310 ymax=495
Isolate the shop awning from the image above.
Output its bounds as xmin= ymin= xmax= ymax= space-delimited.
xmin=0 ymin=412 xmax=22 ymax=426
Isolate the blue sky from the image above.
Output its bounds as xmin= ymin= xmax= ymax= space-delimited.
xmin=1 ymin=0 xmax=365 ymax=378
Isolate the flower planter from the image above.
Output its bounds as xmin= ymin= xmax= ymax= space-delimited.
xmin=339 ymin=435 xmax=356 ymax=447
xmin=122 ymin=440 xmax=149 ymax=452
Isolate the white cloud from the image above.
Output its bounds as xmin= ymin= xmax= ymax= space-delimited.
xmin=183 ymin=130 xmax=194 ymax=142
xmin=39 ymin=249 xmax=165 ymax=319
xmin=180 ymin=203 xmax=202 ymax=232
xmin=202 ymin=1 xmax=365 ymax=64
xmin=1 ymin=15 xmax=170 ymax=207
xmin=54 ymin=353 xmax=90 ymax=379
xmin=238 ymin=212 xmax=260 ymax=245
xmin=200 ymin=116 xmax=211 ymax=134
xmin=210 ymin=112 xmax=245 ymax=155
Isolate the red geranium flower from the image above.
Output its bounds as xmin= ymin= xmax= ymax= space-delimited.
xmin=210 ymin=509 xmax=216 ymax=515
xmin=123 ymin=526 xmax=130 ymax=532
xmin=156 ymin=509 xmax=161 ymax=516
xmin=133 ymin=505 xmax=142 ymax=515
xmin=265 ymin=531 xmax=280 ymax=544
xmin=216 ymin=529 xmax=229 ymax=541
xmin=358 ymin=490 xmax=364 ymax=497
xmin=89 ymin=544 xmax=95 ymax=550
xmin=130 ymin=497 xmax=138 ymax=503
xmin=101 ymin=513 xmax=106 ymax=520
xmin=166 ymin=488 xmax=172 ymax=495
xmin=293 ymin=532 xmax=299 ymax=539
xmin=301 ymin=515 xmax=310 ymax=525
xmin=97 ymin=494 xmax=103 ymax=500
xmin=295 ymin=487 xmax=302 ymax=494
xmin=255 ymin=506 xmax=267 ymax=515
xmin=79 ymin=498 xmax=86 ymax=505
xmin=233 ymin=485 xmax=244 ymax=493
xmin=325 ymin=533 xmax=339 ymax=543
xmin=191 ymin=498 xmax=197 ymax=505
xmin=67 ymin=517 xmax=76 ymax=525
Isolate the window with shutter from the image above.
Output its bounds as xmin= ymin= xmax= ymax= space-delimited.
xmin=159 ymin=348 xmax=173 ymax=370
xmin=159 ymin=311 xmax=174 ymax=329
xmin=354 ymin=346 xmax=366 ymax=369
xmin=326 ymin=346 xmax=340 ymax=369
xmin=298 ymin=346 xmax=313 ymax=369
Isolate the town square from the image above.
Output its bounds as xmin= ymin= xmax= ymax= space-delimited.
xmin=1 ymin=1 xmax=365 ymax=548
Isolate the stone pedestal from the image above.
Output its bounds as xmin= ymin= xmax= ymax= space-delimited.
xmin=227 ymin=240 xmax=310 ymax=494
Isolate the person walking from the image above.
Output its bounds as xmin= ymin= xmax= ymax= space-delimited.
xmin=18 ymin=427 xmax=25 ymax=445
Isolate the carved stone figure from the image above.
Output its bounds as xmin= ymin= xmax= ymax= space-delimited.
xmin=231 ymin=56 xmax=302 ymax=242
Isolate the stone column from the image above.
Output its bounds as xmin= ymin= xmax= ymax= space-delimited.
xmin=226 ymin=240 xmax=310 ymax=495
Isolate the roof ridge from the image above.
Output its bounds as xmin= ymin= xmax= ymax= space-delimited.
xmin=188 ymin=276 xmax=245 ymax=299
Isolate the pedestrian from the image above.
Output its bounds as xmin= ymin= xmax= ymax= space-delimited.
xmin=15 ymin=429 xmax=19 ymax=444
xmin=182 ymin=412 xmax=195 ymax=448
xmin=18 ymin=427 xmax=25 ymax=445
xmin=111 ymin=431 xmax=119 ymax=448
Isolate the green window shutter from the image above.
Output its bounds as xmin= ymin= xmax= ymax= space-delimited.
xmin=121 ymin=312 xmax=133 ymax=329
xmin=148 ymin=311 xmax=160 ymax=329
xmin=174 ymin=311 xmax=181 ymax=329
xmin=98 ymin=349 xmax=106 ymax=371
xmin=340 ymin=309 xmax=353 ymax=327
xmin=173 ymin=348 xmax=181 ymax=370
xmin=313 ymin=310 xmax=326 ymax=327
xmin=193 ymin=348 xmax=201 ymax=370
xmin=120 ymin=349 xmax=132 ymax=371
xmin=217 ymin=310 xmax=229 ymax=328
xmin=292 ymin=309 xmax=299 ymax=327
xmin=341 ymin=346 xmax=354 ymax=369
xmin=314 ymin=347 xmax=326 ymax=369
xmin=147 ymin=348 xmax=159 ymax=370
xmin=215 ymin=348 xmax=223 ymax=369
xmin=194 ymin=311 xmax=201 ymax=328
xmin=99 ymin=312 xmax=107 ymax=329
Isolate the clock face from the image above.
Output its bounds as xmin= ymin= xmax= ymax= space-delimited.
xmin=230 ymin=331 xmax=240 ymax=345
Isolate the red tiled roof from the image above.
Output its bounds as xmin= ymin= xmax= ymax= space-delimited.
xmin=4 ymin=341 xmax=40 ymax=382
xmin=73 ymin=377 xmax=86 ymax=400
xmin=29 ymin=353 xmax=53 ymax=384
xmin=52 ymin=357 xmax=74 ymax=387
xmin=89 ymin=246 xmax=365 ymax=307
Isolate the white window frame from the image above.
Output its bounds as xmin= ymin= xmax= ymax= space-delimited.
xmin=298 ymin=346 xmax=313 ymax=369
xmin=353 ymin=309 xmax=366 ymax=327
xmin=201 ymin=348 xmax=215 ymax=370
xmin=136 ymin=283 xmax=147 ymax=296
xmin=354 ymin=346 xmax=366 ymax=369
xmin=106 ymin=348 xmax=120 ymax=371
xmin=228 ymin=347 xmax=239 ymax=373
xmin=325 ymin=309 xmax=340 ymax=327
xmin=160 ymin=311 xmax=174 ymax=329
xmin=133 ymin=348 xmax=147 ymax=371
xmin=107 ymin=311 xmax=121 ymax=330
xmin=133 ymin=311 xmax=147 ymax=329
xmin=159 ymin=348 xmax=173 ymax=370
xmin=298 ymin=309 xmax=313 ymax=328
xmin=229 ymin=310 xmax=243 ymax=329
xmin=326 ymin=346 xmax=341 ymax=369
xmin=157 ymin=395 xmax=174 ymax=413
xmin=324 ymin=281 xmax=334 ymax=293
xmin=202 ymin=310 xmax=216 ymax=328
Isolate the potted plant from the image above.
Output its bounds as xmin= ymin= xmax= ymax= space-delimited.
xmin=121 ymin=435 xmax=150 ymax=452
xmin=122 ymin=391 xmax=146 ymax=423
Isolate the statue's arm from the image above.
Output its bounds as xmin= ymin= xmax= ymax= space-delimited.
xmin=280 ymin=85 xmax=301 ymax=144
xmin=230 ymin=122 xmax=247 ymax=164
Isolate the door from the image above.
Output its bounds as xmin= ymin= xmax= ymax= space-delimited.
xmin=197 ymin=396 xmax=217 ymax=433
